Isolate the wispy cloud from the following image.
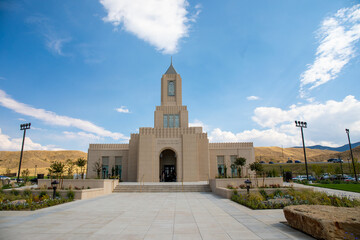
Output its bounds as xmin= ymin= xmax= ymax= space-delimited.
xmin=115 ymin=106 xmax=130 ymax=113
xmin=246 ymin=96 xmax=260 ymax=101
xmin=26 ymin=15 xmax=71 ymax=56
xmin=100 ymin=0 xmax=200 ymax=54
xmin=0 ymin=89 xmax=128 ymax=140
xmin=45 ymin=37 xmax=71 ymax=56
xmin=300 ymin=4 xmax=360 ymax=98
xmin=0 ymin=77 xmax=6 ymax=80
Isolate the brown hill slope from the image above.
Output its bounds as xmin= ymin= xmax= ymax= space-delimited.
xmin=254 ymin=147 xmax=340 ymax=163
xmin=0 ymin=150 xmax=87 ymax=175
xmin=255 ymin=145 xmax=360 ymax=163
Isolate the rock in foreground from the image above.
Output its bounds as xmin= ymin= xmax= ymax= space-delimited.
xmin=284 ymin=205 xmax=360 ymax=240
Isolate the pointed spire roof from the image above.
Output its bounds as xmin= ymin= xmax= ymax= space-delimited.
xmin=165 ymin=57 xmax=177 ymax=74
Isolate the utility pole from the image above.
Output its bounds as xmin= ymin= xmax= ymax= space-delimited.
xmin=17 ymin=123 xmax=31 ymax=183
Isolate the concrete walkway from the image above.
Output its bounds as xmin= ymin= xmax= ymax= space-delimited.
xmin=0 ymin=192 xmax=313 ymax=240
xmin=284 ymin=182 xmax=360 ymax=199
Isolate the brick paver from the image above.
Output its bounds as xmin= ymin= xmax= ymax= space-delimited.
xmin=0 ymin=192 xmax=314 ymax=240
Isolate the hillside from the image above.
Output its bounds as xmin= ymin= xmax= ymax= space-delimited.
xmin=293 ymin=141 xmax=360 ymax=152
xmin=0 ymin=150 xmax=87 ymax=175
xmin=255 ymin=145 xmax=360 ymax=163
xmin=1 ymin=146 xmax=358 ymax=176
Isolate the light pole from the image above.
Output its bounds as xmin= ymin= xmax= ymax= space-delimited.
xmin=17 ymin=123 xmax=31 ymax=183
xmin=345 ymin=129 xmax=358 ymax=182
xmin=295 ymin=121 xmax=309 ymax=181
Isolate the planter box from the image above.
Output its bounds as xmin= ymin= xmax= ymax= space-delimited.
xmin=4 ymin=187 xmax=107 ymax=200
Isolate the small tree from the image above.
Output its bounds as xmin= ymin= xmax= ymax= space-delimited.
xmin=48 ymin=161 xmax=65 ymax=188
xmin=66 ymin=159 xmax=75 ymax=178
xmin=21 ymin=168 xmax=30 ymax=182
xmin=249 ymin=162 xmax=264 ymax=187
xmin=234 ymin=157 xmax=246 ymax=177
xmin=75 ymin=158 xmax=87 ymax=179
xmin=92 ymin=158 xmax=102 ymax=179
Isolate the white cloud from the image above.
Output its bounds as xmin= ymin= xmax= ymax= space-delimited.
xmin=116 ymin=106 xmax=130 ymax=113
xmin=0 ymin=128 xmax=62 ymax=151
xmin=246 ymin=96 xmax=260 ymax=101
xmin=207 ymin=95 xmax=360 ymax=147
xmin=189 ymin=119 xmax=209 ymax=131
xmin=17 ymin=118 xmax=26 ymax=121
xmin=0 ymin=89 xmax=128 ymax=140
xmin=100 ymin=0 xmax=199 ymax=54
xmin=300 ymin=4 xmax=360 ymax=98
xmin=63 ymin=131 xmax=102 ymax=140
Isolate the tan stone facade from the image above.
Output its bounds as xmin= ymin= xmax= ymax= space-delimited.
xmin=86 ymin=63 xmax=255 ymax=182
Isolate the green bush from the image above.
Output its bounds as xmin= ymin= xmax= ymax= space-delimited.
xmin=66 ymin=190 xmax=75 ymax=200
xmin=23 ymin=189 xmax=32 ymax=197
xmin=10 ymin=189 xmax=19 ymax=196
xmin=231 ymin=188 xmax=360 ymax=210
xmin=39 ymin=191 xmax=48 ymax=199
xmin=55 ymin=191 xmax=61 ymax=198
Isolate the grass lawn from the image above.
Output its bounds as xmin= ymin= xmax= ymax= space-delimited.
xmin=312 ymin=184 xmax=360 ymax=193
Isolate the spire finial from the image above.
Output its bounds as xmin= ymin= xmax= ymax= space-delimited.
xmin=171 ymin=56 xmax=173 ymax=65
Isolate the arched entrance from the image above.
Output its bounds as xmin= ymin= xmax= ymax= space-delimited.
xmin=159 ymin=149 xmax=177 ymax=182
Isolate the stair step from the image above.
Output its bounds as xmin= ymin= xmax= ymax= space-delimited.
xmin=113 ymin=184 xmax=211 ymax=193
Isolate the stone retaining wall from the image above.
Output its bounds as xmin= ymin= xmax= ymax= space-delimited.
xmin=209 ymin=177 xmax=283 ymax=192
xmin=214 ymin=187 xmax=296 ymax=199
xmin=38 ymin=179 xmax=118 ymax=195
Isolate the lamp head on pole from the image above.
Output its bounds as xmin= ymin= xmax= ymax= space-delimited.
xmin=295 ymin=120 xmax=307 ymax=128
xmin=20 ymin=123 xmax=31 ymax=130
xmin=346 ymin=129 xmax=349 ymax=134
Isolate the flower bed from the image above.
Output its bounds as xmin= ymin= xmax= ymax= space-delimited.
xmin=0 ymin=189 xmax=73 ymax=211
xmin=231 ymin=188 xmax=360 ymax=210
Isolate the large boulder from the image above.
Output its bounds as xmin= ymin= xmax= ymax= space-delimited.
xmin=284 ymin=205 xmax=360 ymax=240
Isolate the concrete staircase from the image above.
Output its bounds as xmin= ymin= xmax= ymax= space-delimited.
xmin=113 ymin=183 xmax=211 ymax=193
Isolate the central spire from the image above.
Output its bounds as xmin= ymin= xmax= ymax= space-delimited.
xmin=165 ymin=57 xmax=177 ymax=74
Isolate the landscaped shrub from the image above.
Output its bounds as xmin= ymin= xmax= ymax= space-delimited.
xmin=10 ymin=189 xmax=19 ymax=196
xmin=23 ymin=189 xmax=32 ymax=197
xmin=55 ymin=191 xmax=61 ymax=198
xmin=231 ymin=188 xmax=360 ymax=210
xmin=0 ymin=190 xmax=73 ymax=211
xmin=66 ymin=190 xmax=75 ymax=200
xmin=259 ymin=189 xmax=268 ymax=199
xmin=227 ymin=184 xmax=235 ymax=189
xmin=39 ymin=191 xmax=48 ymax=199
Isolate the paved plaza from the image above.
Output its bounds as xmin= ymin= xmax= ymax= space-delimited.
xmin=0 ymin=192 xmax=313 ymax=240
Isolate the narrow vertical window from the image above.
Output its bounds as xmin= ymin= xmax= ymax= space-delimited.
xmin=102 ymin=156 xmax=109 ymax=179
xmin=217 ymin=156 xmax=225 ymax=176
xmin=169 ymin=115 xmax=174 ymax=128
xmin=168 ymin=81 xmax=175 ymax=96
xmin=163 ymin=115 xmax=168 ymax=128
xmin=175 ymin=115 xmax=179 ymax=128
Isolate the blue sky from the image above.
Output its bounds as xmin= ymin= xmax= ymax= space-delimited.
xmin=1 ymin=0 xmax=360 ymax=151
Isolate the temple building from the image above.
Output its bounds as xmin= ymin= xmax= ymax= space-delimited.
xmin=86 ymin=63 xmax=255 ymax=182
